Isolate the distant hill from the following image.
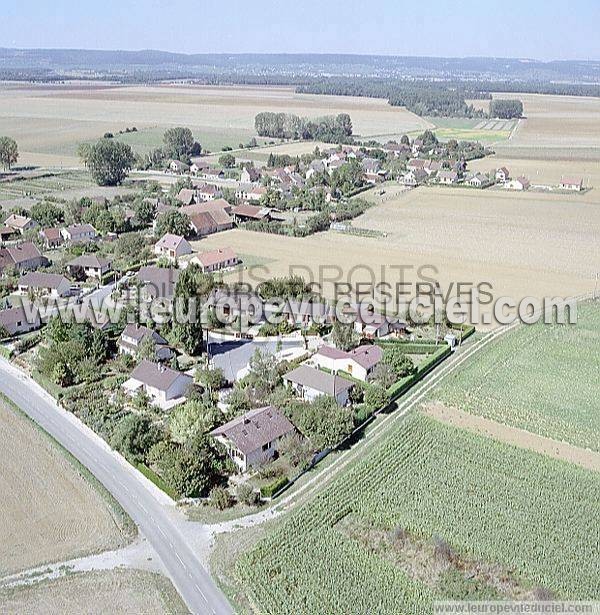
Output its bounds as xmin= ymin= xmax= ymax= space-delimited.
xmin=1 ymin=48 xmax=600 ymax=84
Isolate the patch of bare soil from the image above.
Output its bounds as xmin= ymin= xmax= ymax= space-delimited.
xmin=423 ymin=402 xmax=600 ymax=472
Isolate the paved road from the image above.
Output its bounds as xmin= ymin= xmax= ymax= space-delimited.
xmin=0 ymin=358 xmax=232 ymax=615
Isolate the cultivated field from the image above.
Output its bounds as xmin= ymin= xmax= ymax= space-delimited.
xmin=470 ymin=93 xmax=600 ymax=158
xmin=194 ymin=183 xmax=600 ymax=321
xmin=0 ymin=83 xmax=430 ymax=167
xmin=237 ymin=412 xmax=600 ymax=613
xmin=432 ymin=301 xmax=600 ymax=452
xmin=0 ymin=570 xmax=188 ymax=614
xmin=0 ymin=398 xmax=131 ymax=576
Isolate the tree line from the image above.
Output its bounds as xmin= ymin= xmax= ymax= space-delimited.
xmin=254 ymin=112 xmax=353 ymax=142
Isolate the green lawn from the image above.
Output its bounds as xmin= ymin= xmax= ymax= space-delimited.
xmin=237 ymin=413 xmax=600 ymax=614
xmin=433 ymin=301 xmax=600 ymax=451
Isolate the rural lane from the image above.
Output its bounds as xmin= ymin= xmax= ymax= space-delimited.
xmin=0 ymin=358 xmax=233 ymax=615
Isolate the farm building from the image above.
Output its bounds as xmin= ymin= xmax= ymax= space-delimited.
xmin=210 ymin=405 xmax=296 ymax=472
xmin=232 ymin=204 xmax=273 ymax=223
xmin=495 ymin=167 xmax=510 ymax=182
xmin=505 ymin=176 xmax=531 ymax=191
xmin=170 ymin=160 xmax=190 ymax=174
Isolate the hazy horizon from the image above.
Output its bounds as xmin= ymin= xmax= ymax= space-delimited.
xmin=3 ymin=0 xmax=600 ymax=62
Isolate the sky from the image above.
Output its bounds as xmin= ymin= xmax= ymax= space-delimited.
xmin=2 ymin=0 xmax=600 ymax=61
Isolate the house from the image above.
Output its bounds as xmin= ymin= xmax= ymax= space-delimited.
xmin=401 ymin=169 xmax=427 ymax=186
xmin=559 ymin=176 xmax=583 ymax=191
xmin=0 ymin=303 xmax=41 ymax=336
xmin=280 ymin=300 xmax=333 ymax=328
xmin=232 ymin=204 xmax=272 ymax=223
xmin=505 ymin=176 xmax=531 ymax=191
xmin=350 ymin=307 xmax=407 ymax=339
xmin=61 ymin=224 xmax=97 ymax=244
xmin=423 ymin=160 xmax=441 ymax=177
xmin=170 ymin=160 xmax=190 ymax=174
xmin=4 ymin=214 xmax=37 ymax=235
xmin=154 ymin=234 xmax=193 ymax=261
xmin=122 ymin=360 xmax=192 ymax=410
xmin=383 ymin=142 xmax=410 ymax=157
xmin=66 ymin=254 xmax=112 ymax=280
xmin=176 ymin=188 xmax=197 ymax=206
xmin=495 ymin=167 xmax=510 ymax=182
xmin=437 ymin=170 xmax=459 ymax=185
xmin=136 ymin=266 xmax=180 ymax=303
xmin=18 ymin=271 xmax=71 ymax=298
xmin=191 ymin=247 xmax=238 ymax=273
xmin=235 ymin=185 xmax=267 ymax=202
xmin=0 ymin=242 xmax=48 ymax=274
xmin=204 ymin=168 xmax=224 ymax=180
xmin=310 ymin=344 xmax=383 ymax=382
xmin=190 ymin=159 xmax=209 ymax=175
xmin=118 ymin=324 xmax=174 ymax=361
xmin=283 ymin=364 xmax=354 ymax=406
xmin=411 ymin=138 xmax=424 ymax=155
xmin=466 ymin=172 xmax=489 ymax=188
xmin=39 ymin=227 xmax=64 ymax=249
xmin=210 ymin=405 xmax=296 ymax=472
xmin=195 ymin=183 xmax=221 ymax=201
xmin=407 ymin=159 xmax=426 ymax=172
xmin=240 ymin=167 xmax=261 ymax=183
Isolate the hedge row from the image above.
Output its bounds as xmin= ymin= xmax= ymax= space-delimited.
xmin=261 ymin=476 xmax=289 ymax=499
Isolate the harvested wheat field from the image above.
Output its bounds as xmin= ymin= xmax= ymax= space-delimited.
xmin=471 ymin=92 xmax=600 ymax=158
xmin=0 ymin=399 xmax=131 ymax=576
xmin=0 ymin=570 xmax=188 ymax=614
xmin=195 ymin=184 xmax=600 ymax=321
xmin=0 ymin=83 xmax=430 ymax=167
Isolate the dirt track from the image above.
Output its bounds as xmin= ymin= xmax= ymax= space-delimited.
xmin=423 ymin=402 xmax=600 ymax=472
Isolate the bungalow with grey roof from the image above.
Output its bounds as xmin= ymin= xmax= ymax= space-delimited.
xmin=0 ymin=242 xmax=48 ymax=274
xmin=61 ymin=224 xmax=97 ymax=244
xmin=310 ymin=344 xmax=383 ymax=382
xmin=283 ymin=364 xmax=354 ymax=406
xmin=0 ymin=303 xmax=41 ymax=337
xmin=118 ymin=324 xmax=174 ymax=361
xmin=18 ymin=271 xmax=71 ymax=298
xmin=66 ymin=254 xmax=112 ymax=280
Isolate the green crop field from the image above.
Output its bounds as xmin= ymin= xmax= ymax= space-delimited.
xmin=237 ymin=413 xmax=600 ymax=613
xmin=433 ymin=301 xmax=600 ymax=452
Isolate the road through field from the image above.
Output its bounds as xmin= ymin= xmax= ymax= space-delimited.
xmin=0 ymin=358 xmax=232 ymax=615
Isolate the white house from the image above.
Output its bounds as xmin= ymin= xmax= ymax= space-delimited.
xmin=191 ymin=247 xmax=238 ymax=273
xmin=17 ymin=272 xmax=71 ymax=298
xmin=4 ymin=214 xmax=37 ymax=235
xmin=437 ymin=170 xmax=459 ymax=185
xmin=283 ymin=364 xmax=354 ymax=406
xmin=559 ymin=176 xmax=583 ymax=191
xmin=210 ymin=405 xmax=296 ymax=472
xmin=310 ymin=344 xmax=383 ymax=382
xmin=495 ymin=167 xmax=510 ymax=182
xmin=505 ymin=176 xmax=531 ymax=191
xmin=122 ymin=360 xmax=193 ymax=410
xmin=0 ymin=303 xmax=41 ymax=337
xmin=61 ymin=224 xmax=97 ymax=244
xmin=154 ymin=234 xmax=193 ymax=261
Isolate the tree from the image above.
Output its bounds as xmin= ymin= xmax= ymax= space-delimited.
xmin=169 ymin=399 xmax=219 ymax=444
xmin=382 ymin=347 xmax=416 ymax=379
xmin=85 ymin=139 xmax=135 ymax=186
xmin=371 ymin=362 xmax=396 ymax=388
xmin=154 ymin=210 xmax=191 ymax=238
xmin=195 ymin=366 xmax=224 ymax=394
xmin=110 ymin=414 xmax=160 ymax=463
xmin=218 ymin=153 xmax=236 ymax=168
xmin=236 ymin=482 xmax=260 ymax=506
xmin=331 ymin=320 xmax=359 ymax=351
xmin=134 ymin=198 xmax=157 ymax=226
xmin=209 ymin=486 xmax=233 ymax=510
xmin=0 ymin=137 xmax=18 ymax=170
xmin=163 ymin=127 xmax=195 ymax=160
xmin=245 ymin=349 xmax=280 ymax=400
xmin=30 ymin=201 xmax=64 ymax=228
xmin=137 ymin=335 xmax=157 ymax=361
xmin=364 ymin=383 xmax=390 ymax=411
xmin=278 ymin=433 xmax=312 ymax=470
xmin=490 ymin=99 xmax=523 ymax=119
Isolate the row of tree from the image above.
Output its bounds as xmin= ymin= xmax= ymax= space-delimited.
xmin=255 ymin=112 xmax=353 ymax=142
